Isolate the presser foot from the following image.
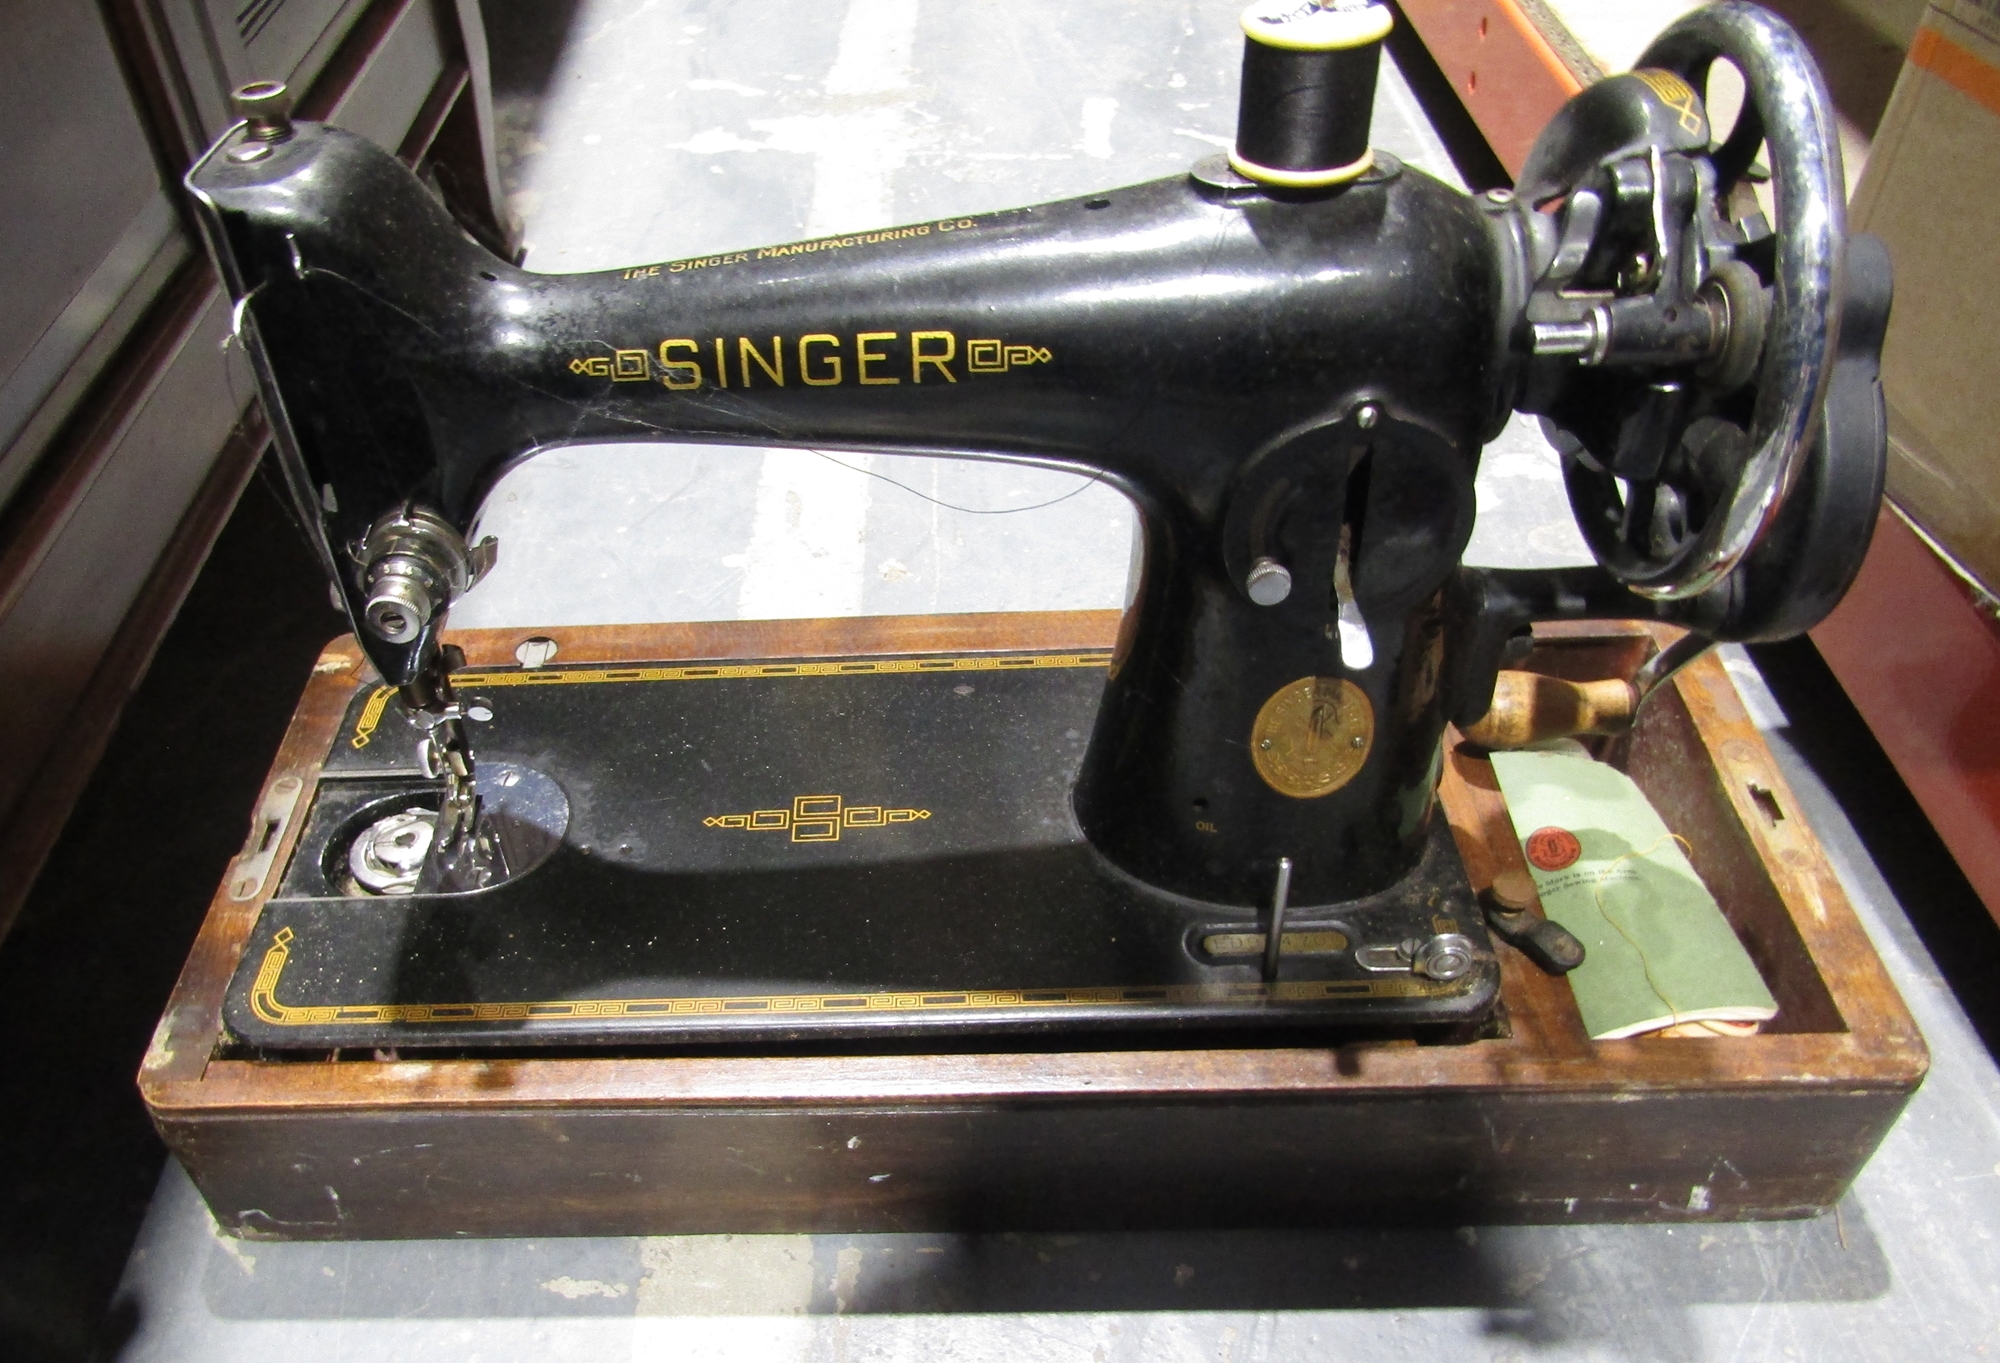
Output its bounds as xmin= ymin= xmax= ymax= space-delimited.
xmin=417 ymin=714 xmax=480 ymax=854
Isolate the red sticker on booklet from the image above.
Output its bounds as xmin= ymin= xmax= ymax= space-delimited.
xmin=1524 ymin=826 xmax=1583 ymax=872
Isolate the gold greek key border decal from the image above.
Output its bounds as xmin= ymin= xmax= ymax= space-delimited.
xmin=247 ymin=926 xmax=1459 ymax=1027
xmin=344 ymin=652 xmax=1108 ymax=750
xmin=966 ymin=340 xmax=1052 ymax=373
xmin=451 ymin=651 xmax=1109 ymax=689
xmin=705 ymin=793 xmax=930 ymax=841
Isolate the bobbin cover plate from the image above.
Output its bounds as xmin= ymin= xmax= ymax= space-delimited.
xmin=1239 ymin=0 xmax=1392 ymax=50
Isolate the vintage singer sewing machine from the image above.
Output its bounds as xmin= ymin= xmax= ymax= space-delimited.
xmin=142 ymin=2 xmax=1927 ymax=1233
xmin=179 ymin=0 xmax=1887 ymax=1051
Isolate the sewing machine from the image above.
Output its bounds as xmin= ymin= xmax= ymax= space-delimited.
xmin=181 ymin=1 xmax=1887 ymax=1056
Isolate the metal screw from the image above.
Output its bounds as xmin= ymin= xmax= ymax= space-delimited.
xmin=1483 ymin=187 xmax=1516 ymax=207
xmin=1618 ymin=250 xmax=1660 ymax=293
xmin=233 ymin=81 xmax=294 ymax=138
xmin=227 ymin=81 xmax=293 ymax=161
xmin=1245 ymin=556 xmax=1293 ymax=606
xmin=1355 ymin=403 xmax=1380 ymax=430
xmin=1350 ymin=735 xmax=1365 ymax=749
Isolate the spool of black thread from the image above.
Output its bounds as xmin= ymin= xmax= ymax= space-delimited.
xmin=1232 ymin=1 xmax=1390 ymax=187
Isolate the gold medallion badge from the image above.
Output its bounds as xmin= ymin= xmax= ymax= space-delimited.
xmin=1250 ymin=676 xmax=1374 ymax=798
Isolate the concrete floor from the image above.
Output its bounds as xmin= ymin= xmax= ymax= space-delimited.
xmin=94 ymin=1 xmax=2000 ymax=1358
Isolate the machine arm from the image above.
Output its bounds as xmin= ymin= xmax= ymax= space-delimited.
xmin=183 ymin=2 xmax=1886 ymax=910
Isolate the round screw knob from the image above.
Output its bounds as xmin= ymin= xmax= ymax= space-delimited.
xmin=232 ymin=80 xmax=294 ymax=138
xmin=1413 ymin=932 xmax=1476 ymax=982
xmin=227 ymin=81 xmax=294 ymax=160
xmin=1245 ymin=556 xmax=1292 ymax=606
xmin=364 ymin=567 xmax=434 ymax=644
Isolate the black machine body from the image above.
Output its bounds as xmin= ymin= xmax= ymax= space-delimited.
xmin=184 ymin=2 xmax=1889 ymax=1049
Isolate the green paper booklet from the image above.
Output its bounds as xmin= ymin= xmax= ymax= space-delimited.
xmin=1490 ymin=745 xmax=1778 ymax=1039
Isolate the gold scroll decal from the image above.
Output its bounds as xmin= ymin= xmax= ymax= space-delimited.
xmin=1251 ymin=676 xmax=1374 ymax=798
xmin=704 ymin=792 xmax=930 ymax=843
xmin=1633 ymin=68 xmax=1706 ymax=137
xmin=350 ymin=685 xmax=395 ymax=749
xmin=965 ymin=340 xmax=1052 ymax=373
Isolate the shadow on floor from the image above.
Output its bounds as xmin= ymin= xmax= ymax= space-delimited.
xmin=178 ymin=1193 xmax=1887 ymax=1325
xmin=0 ymin=462 xmax=335 ymax=1363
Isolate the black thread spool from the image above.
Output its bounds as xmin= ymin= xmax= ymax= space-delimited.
xmin=1232 ymin=1 xmax=1391 ymax=187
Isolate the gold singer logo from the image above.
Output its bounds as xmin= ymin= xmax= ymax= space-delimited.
xmin=704 ymin=792 xmax=931 ymax=843
xmin=566 ymin=331 xmax=1053 ymax=390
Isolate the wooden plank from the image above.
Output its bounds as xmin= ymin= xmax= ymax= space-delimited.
xmin=161 ymin=1088 xmax=1912 ymax=1238
xmin=1397 ymin=0 xmax=1591 ymax=177
xmin=141 ymin=613 xmax=1927 ymax=1237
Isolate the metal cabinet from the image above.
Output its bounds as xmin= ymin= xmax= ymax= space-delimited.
xmin=0 ymin=0 xmax=505 ymax=936
xmin=167 ymin=0 xmax=372 ymax=138
xmin=0 ymin=0 xmax=185 ymax=509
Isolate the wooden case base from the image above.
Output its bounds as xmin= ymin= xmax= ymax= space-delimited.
xmin=140 ymin=612 xmax=1926 ymax=1239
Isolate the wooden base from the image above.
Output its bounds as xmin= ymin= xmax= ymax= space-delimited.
xmin=140 ymin=612 xmax=1926 ymax=1238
